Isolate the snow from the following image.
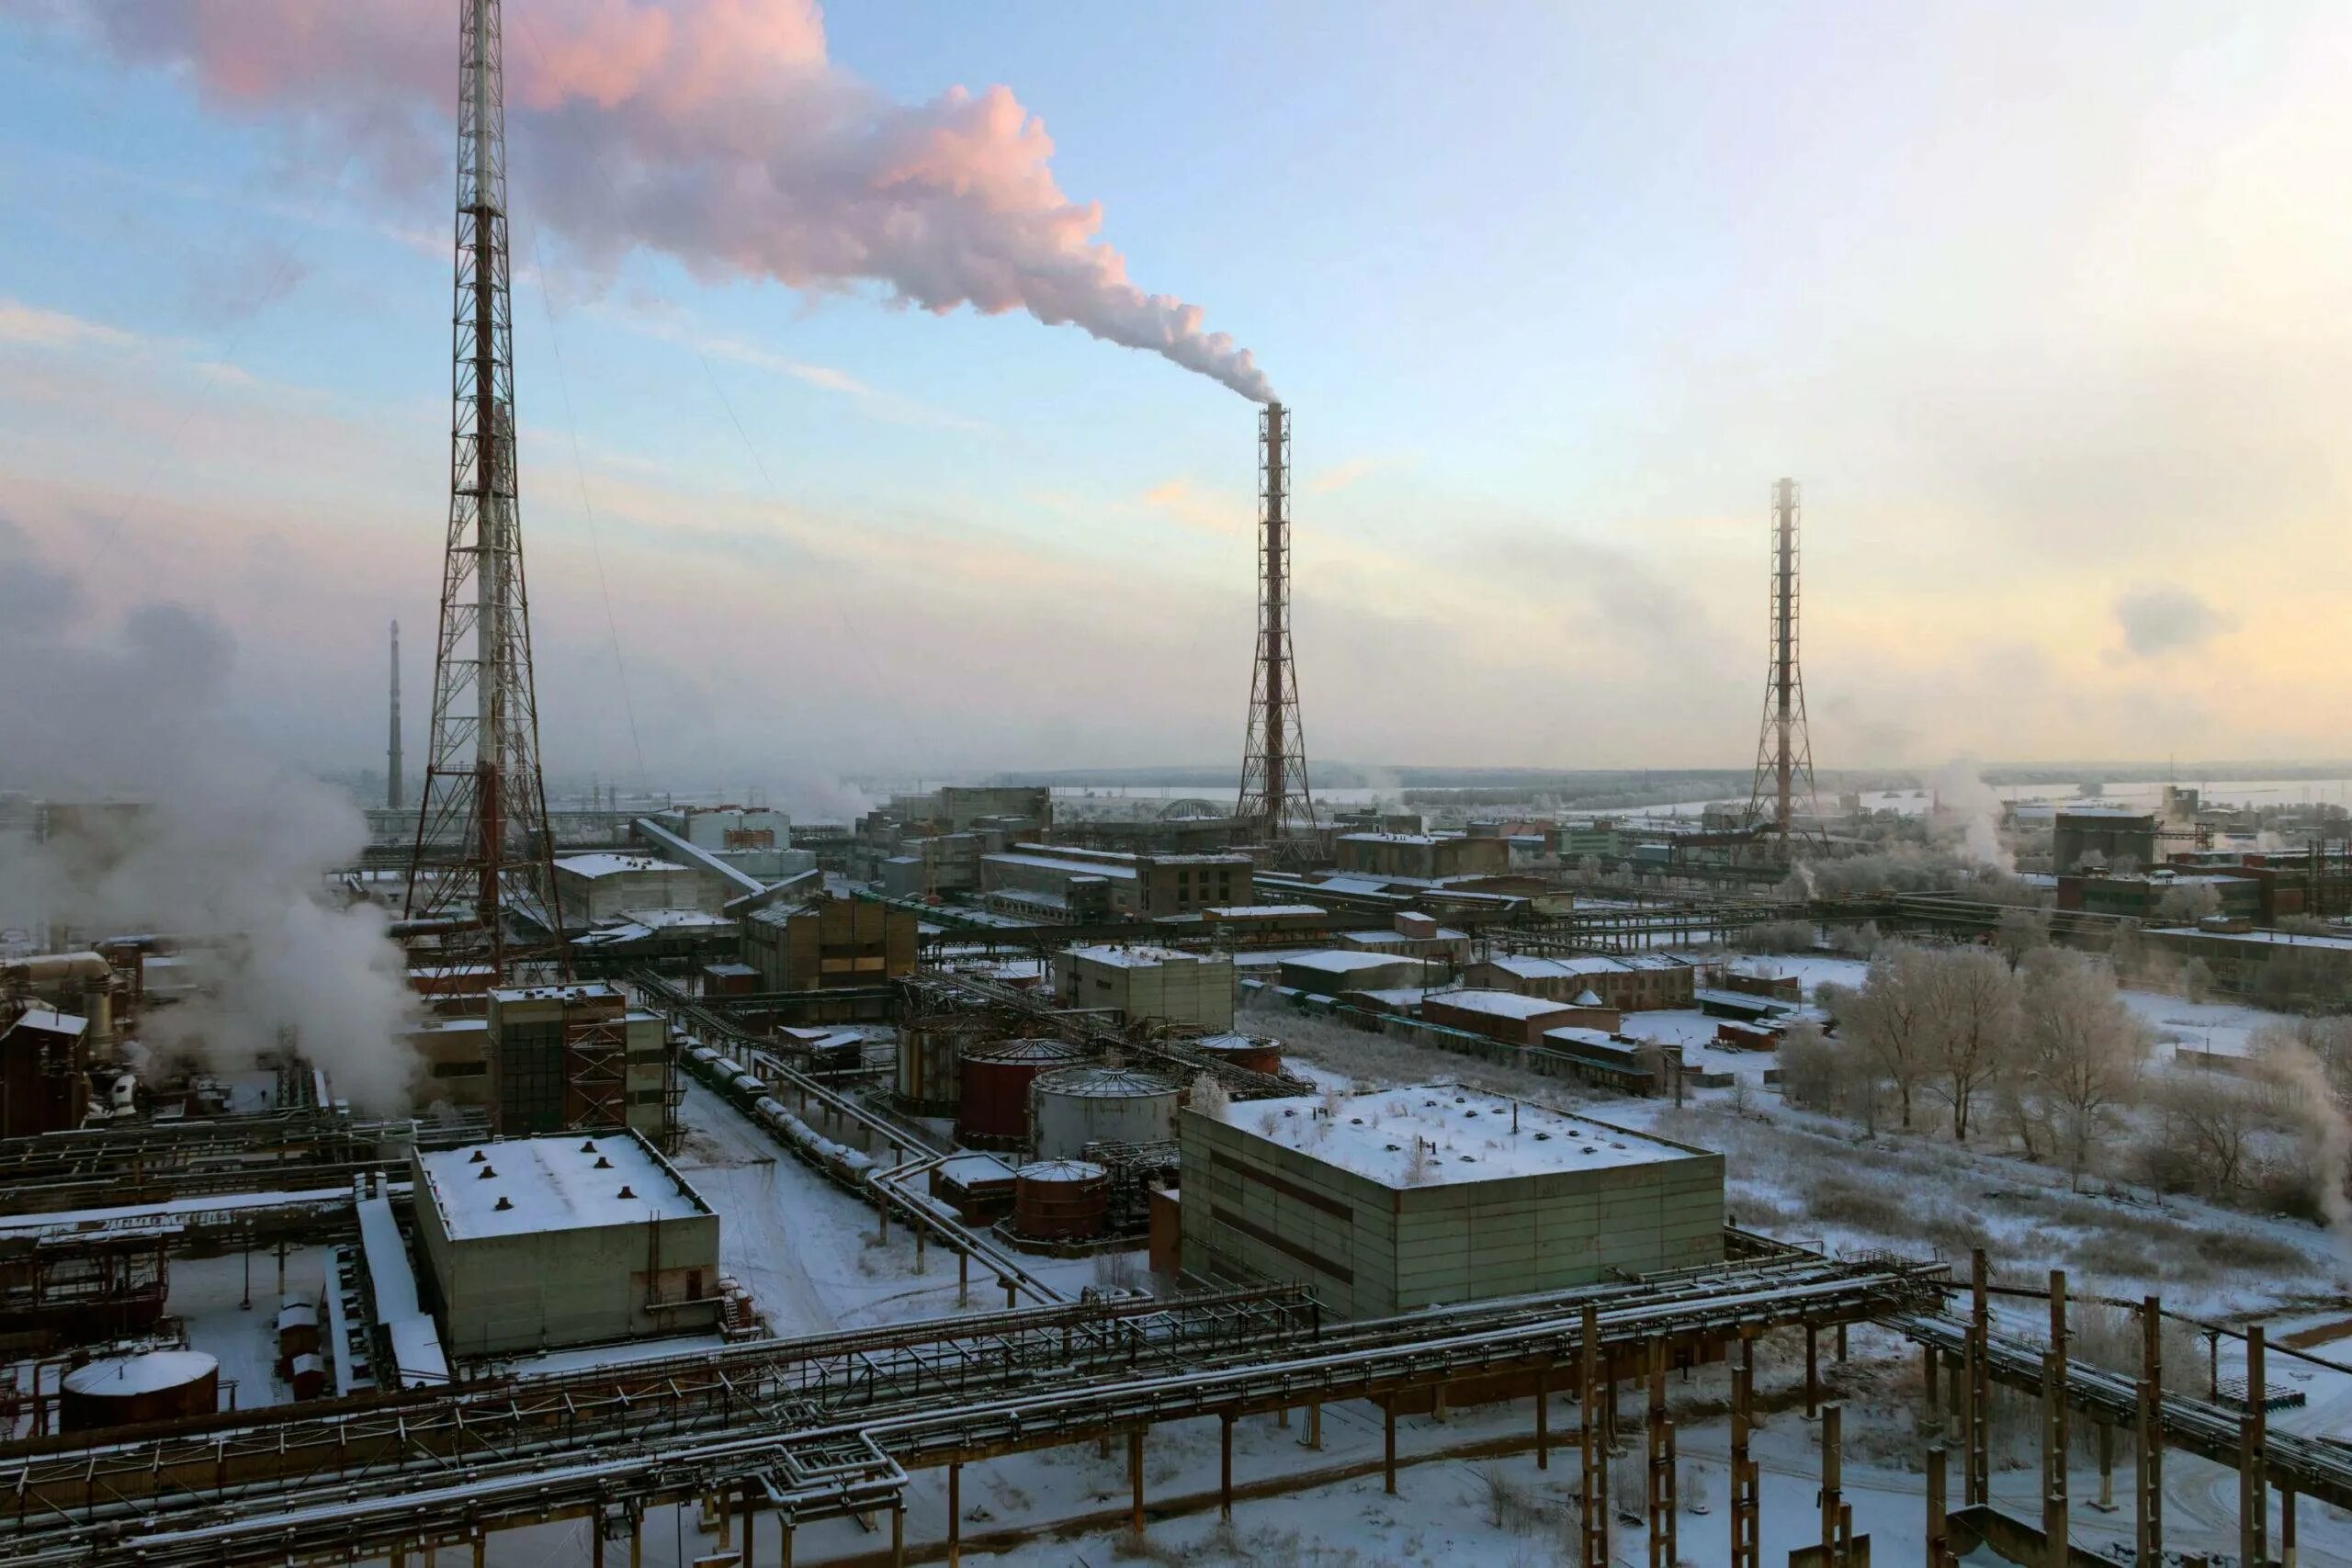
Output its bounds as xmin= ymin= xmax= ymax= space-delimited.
xmin=0 ymin=1184 xmax=357 ymax=1239
xmin=497 ymin=1333 xmax=730 ymax=1380
xmin=357 ymin=1193 xmax=448 ymax=1388
xmin=1065 ymin=942 xmax=1193 ymax=967
xmin=1422 ymin=989 xmax=1575 ymax=1021
xmin=5 ymin=1007 xmax=85 ymax=1037
xmin=62 ymin=1349 xmax=214 ymax=1397
xmin=984 ymin=850 xmax=1138 ymax=882
xmin=1205 ymin=1084 xmax=1705 ymax=1187
xmin=1483 ymin=954 xmax=1634 ymax=979
xmin=1284 ymin=949 xmax=1419 ymax=976
xmin=554 ymin=852 xmax=688 ymax=877
xmin=171 ymin=1247 xmax=331 ymax=1411
xmin=417 ymin=1133 xmax=707 ymax=1239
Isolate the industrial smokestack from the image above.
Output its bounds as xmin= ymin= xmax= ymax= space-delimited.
xmin=1235 ymin=401 xmax=1314 ymax=841
xmin=387 ymin=620 xmax=402 ymax=813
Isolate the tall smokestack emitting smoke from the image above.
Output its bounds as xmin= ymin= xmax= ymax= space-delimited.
xmin=50 ymin=0 xmax=1274 ymax=401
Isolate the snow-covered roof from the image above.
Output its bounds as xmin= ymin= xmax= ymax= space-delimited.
xmin=1201 ymin=1085 xmax=1707 ymax=1189
xmin=2151 ymin=924 xmax=2352 ymax=952
xmin=5 ymin=1008 xmax=86 ymax=1038
xmin=1281 ymin=949 xmax=1416 ymax=974
xmin=986 ymin=851 xmax=1138 ymax=882
xmin=1424 ymin=989 xmax=1579 ymax=1021
xmin=1483 ymin=955 xmax=1630 ymax=980
xmin=417 ymin=1133 xmax=708 ymax=1241
xmin=1204 ymin=904 xmax=1328 ymax=919
xmin=62 ymin=1350 xmax=216 ymax=1398
xmin=555 ymin=853 xmax=691 ymax=878
xmin=1339 ymin=831 xmax=1441 ymax=846
xmin=1065 ymin=943 xmax=1206 ymax=968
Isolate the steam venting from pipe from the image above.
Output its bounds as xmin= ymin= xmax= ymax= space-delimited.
xmin=0 ymin=535 xmax=422 ymax=1111
xmin=1931 ymin=759 xmax=2015 ymax=874
xmin=56 ymin=0 xmax=1274 ymax=401
xmin=2266 ymin=1041 xmax=2352 ymax=1264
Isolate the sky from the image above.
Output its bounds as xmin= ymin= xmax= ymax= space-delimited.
xmin=3 ymin=0 xmax=2351 ymax=791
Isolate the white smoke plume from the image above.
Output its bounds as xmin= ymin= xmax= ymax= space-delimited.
xmin=0 ymin=529 xmax=423 ymax=1111
xmin=1931 ymin=759 xmax=2015 ymax=874
xmin=28 ymin=0 xmax=1274 ymax=401
xmin=2265 ymin=1041 xmax=2352 ymax=1266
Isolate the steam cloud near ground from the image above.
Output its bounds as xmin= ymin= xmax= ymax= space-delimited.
xmin=0 ymin=530 xmax=421 ymax=1111
xmin=52 ymin=0 xmax=1274 ymax=400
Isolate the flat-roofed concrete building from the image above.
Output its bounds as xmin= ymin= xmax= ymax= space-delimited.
xmin=1334 ymin=832 xmax=1509 ymax=880
xmin=1462 ymin=953 xmax=1694 ymax=1012
xmin=1052 ymin=944 xmax=1235 ymax=1029
xmin=741 ymin=896 xmax=918 ymax=991
xmin=979 ymin=844 xmax=1253 ymax=920
xmin=484 ymin=984 xmax=669 ymax=1142
xmin=1179 ymin=1086 xmax=1724 ymax=1319
xmin=411 ymin=1130 xmax=720 ymax=1357
xmin=1421 ymin=988 xmax=1613 ymax=1045
xmin=1278 ymin=950 xmax=1431 ymax=997
xmin=553 ymin=853 xmax=729 ymax=923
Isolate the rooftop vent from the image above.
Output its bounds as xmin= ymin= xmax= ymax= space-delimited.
xmin=594 ymin=1156 xmax=613 ymax=1169
xmin=477 ymin=1165 xmax=497 ymax=1179
xmin=616 ymin=1185 xmax=638 ymax=1201
xmin=493 ymin=1195 xmax=513 ymax=1212
xmin=580 ymin=1140 xmax=598 ymax=1153
xmin=468 ymin=1149 xmax=487 ymax=1164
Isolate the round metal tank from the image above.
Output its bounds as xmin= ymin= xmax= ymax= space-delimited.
xmin=1012 ymin=1158 xmax=1108 ymax=1240
xmin=1028 ymin=1066 xmax=1178 ymax=1159
xmin=61 ymin=1350 xmax=219 ymax=1432
xmin=957 ymin=1039 xmax=1090 ymax=1145
xmin=895 ymin=1021 xmax=965 ymax=1111
xmin=1195 ymin=1032 xmax=1283 ymax=1076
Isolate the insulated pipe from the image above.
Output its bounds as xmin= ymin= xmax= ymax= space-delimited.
xmin=3 ymin=953 xmax=111 ymax=986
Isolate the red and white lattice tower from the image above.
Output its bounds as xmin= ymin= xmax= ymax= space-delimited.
xmin=404 ymin=0 xmax=566 ymax=979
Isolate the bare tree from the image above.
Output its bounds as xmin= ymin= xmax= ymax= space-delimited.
xmin=2154 ymin=881 xmax=2221 ymax=924
xmin=1994 ymin=908 xmax=2051 ymax=968
xmin=1843 ymin=944 xmax=1939 ymax=1129
xmin=2147 ymin=1071 xmax=2278 ymax=1198
xmin=2181 ymin=957 xmax=2214 ymax=1005
xmin=2018 ymin=949 xmax=2149 ymax=1188
xmin=1922 ymin=946 xmax=2022 ymax=1143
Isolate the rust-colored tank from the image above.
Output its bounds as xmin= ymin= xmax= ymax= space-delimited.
xmin=61 ymin=1350 xmax=219 ymax=1432
xmin=1012 ymin=1158 xmax=1108 ymax=1241
xmin=1194 ymin=1032 xmax=1283 ymax=1076
xmin=957 ymin=1038 xmax=1089 ymax=1145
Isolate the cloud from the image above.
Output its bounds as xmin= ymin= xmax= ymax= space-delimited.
xmin=1305 ymin=455 xmax=1396 ymax=496
xmin=1140 ymin=477 xmax=1246 ymax=536
xmin=47 ymin=0 xmax=1273 ymax=400
xmin=2112 ymin=585 xmax=2237 ymax=660
xmin=0 ymin=298 xmax=141 ymax=351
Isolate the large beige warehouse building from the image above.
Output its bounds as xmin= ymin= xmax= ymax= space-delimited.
xmin=1178 ymin=1086 xmax=1723 ymax=1320
xmin=411 ymin=1131 xmax=721 ymax=1358
xmin=1052 ymin=944 xmax=1235 ymax=1030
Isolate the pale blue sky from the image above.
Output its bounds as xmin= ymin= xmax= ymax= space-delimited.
xmin=2 ymin=2 xmax=2348 ymax=787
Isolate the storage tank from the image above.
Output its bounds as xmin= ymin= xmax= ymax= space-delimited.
xmin=275 ymin=1298 xmax=320 ymax=1371
xmin=894 ymin=1021 xmax=965 ymax=1111
xmin=957 ymin=1038 xmax=1090 ymax=1145
xmin=1029 ymin=1066 xmax=1178 ymax=1159
xmin=1194 ymin=1033 xmax=1283 ymax=1076
xmin=1012 ymin=1158 xmax=1108 ymax=1241
xmin=61 ymin=1349 xmax=219 ymax=1432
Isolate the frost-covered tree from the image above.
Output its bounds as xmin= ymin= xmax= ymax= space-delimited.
xmin=1922 ymin=946 xmax=2022 ymax=1143
xmin=2017 ymin=949 xmax=2148 ymax=1187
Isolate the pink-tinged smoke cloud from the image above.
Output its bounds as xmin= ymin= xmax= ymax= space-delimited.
xmin=39 ymin=0 xmax=1273 ymax=400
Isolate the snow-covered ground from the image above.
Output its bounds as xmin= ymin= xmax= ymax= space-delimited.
xmin=172 ymin=1246 xmax=332 ymax=1413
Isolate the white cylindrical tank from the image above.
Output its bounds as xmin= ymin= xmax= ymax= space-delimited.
xmin=1028 ymin=1066 xmax=1178 ymax=1159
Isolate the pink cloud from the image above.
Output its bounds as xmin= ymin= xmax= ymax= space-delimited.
xmin=51 ymin=0 xmax=1272 ymax=400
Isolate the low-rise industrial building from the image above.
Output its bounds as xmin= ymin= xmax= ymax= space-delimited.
xmin=1334 ymin=832 xmax=1510 ymax=880
xmin=1461 ymin=953 xmax=1694 ymax=1011
xmin=2052 ymin=807 xmax=2159 ymax=874
xmin=1053 ymin=944 xmax=1235 ymax=1029
xmin=410 ymin=1131 xmax=720 ymax=1358
xmin=1277 ymin=950 xmax=1431 ymax=997
xmin=979 ymin=844 xmax=1254 ymax=919
xmin=741 ymin=896 xmax=919 ymax=991
xmin=484 ymin=984 xmax=669 ymax=1142
xmin=553 ymin=853 xmax=730 ymax=923
xmin=1178 ymin=1086 xmax=1724 ymax=1319
xmin=1421 ymin=988 xmax=1614 ymax=1044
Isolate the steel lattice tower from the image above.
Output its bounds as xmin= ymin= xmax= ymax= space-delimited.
xmin=404 ymin=0 xmax=566 ymax=979
xmin=1235 ymin=401 xmax=1317 ymax=843
xmin=1742 ymin=478 xmax=1822 ymax=857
